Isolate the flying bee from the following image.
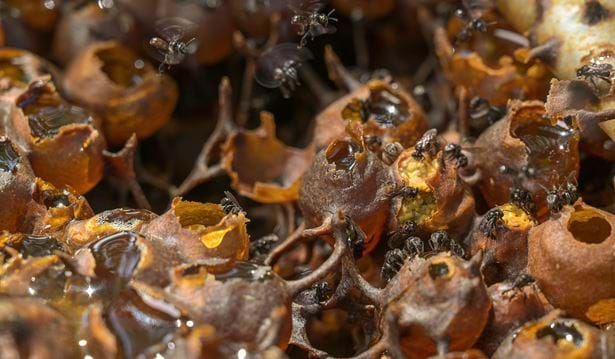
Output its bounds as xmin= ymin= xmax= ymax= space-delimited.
xmin=412 ymin=85 xmax=432 ymax=113
xmin=290 ymin=0 xmax=338 ymax=47
xmin=255 ymin=43 xmax=313 ymax=98
xmin=443 ymin=143 xmax=468 ymax=168
xmin=412 ymin=129 xmax=440 ymax=160
xmin=454 ymin=0 xmax=495 ymax=45
xmin=576 ymin=62 xmax=613 ymax=87
xmin=479 ymin=208 xmax=504 ymax=240
xmin=220 ymin=190 xmax=245 ymax=215
xmin=148 ymin=17 xmax=199 ymax=73
xmin=456 ymin=17 xmax=489 ymax=44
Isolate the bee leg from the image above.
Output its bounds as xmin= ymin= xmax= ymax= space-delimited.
xmin=300 ymin=32 xmax=309 ymax=47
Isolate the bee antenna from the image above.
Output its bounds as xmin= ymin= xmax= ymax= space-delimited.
xmin=567 ymin=170 xmax=578 ymax=185
xmin=536 ymin=183 xmax=550 ymax=194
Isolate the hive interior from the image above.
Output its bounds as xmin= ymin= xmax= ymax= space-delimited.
xmin=567 ymin=207 xmax=611 ymax=244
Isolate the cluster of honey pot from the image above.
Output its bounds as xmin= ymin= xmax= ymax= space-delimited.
xmin=1 ymin=0 xmax=615 ymax=358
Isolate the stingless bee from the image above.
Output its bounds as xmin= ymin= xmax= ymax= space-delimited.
xmin=149 ymin=17 xmax=199 ymax=73
xmin=255 ymin=43 xmax=313 ymax=98
xmin=576 ymin=62 xmax=613 ymax=88
xmin=412 ymin=129 xmax=440 ymax=160
xmin=220 ymin=190 xmax=245 ymax=215
xmin=290 ymin=0 xmax=338 ymax=47
xmin=479 ymin=208 xmax=504 ymax=240
xmin=454 ymin=0 xmax=495 ymax=45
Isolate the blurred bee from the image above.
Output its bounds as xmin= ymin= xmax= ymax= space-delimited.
xmin=576 ymin=62 xmax=613 ymax=88
xmin=364 ymin=135 xmax=383 ymax=152
xmin=312 ymin=281 xmax=331 ymax=302
xmin=454 ymin=0 xmax=494 ymax=45
xmin=148 ymin=17 xmax=199 ymax=73
xmin=68 ymin=0 xmax=116 ymax=9
xmin=255 ymin=43 xmax=313 ymax=98
xmin=469 ymin=97 xmax=505 ymax=132
xmin=94 ymin=0 xmax=114 ymax=9
xmin=220 ymin=190 xmax=245 ymax=215
xmin=290 ymin=0 xmax=338 ymax=47
xmin=381 ymin=142 xmax=403 ymax=165
xmin=242 ymin=0 xmax=271 ymax=13
xmin=195 ymin=0 xmax=222 ymax=9
xmin=250 ymin=234 xmax=278 ymax=258
xmin=0 ymin=139 xmax=20 ymax=174
xmin=498 ymin=164 xmax=537 ymax=182
xmin=388 ymin=185 xmax=419 ymax=199
xmin=387 ymin=220 xmax=417 ymax=249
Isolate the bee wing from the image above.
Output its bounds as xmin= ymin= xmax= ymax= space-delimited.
xmin=255 ymin=60 xmax=283 ymax=89
xmin=184 ymin=38 xmax=199 ymax=55
xmin=462 ymin=0 xmax=493 ymax=12
xmin=304 ymin=0 xmax=325 ymax=12
xmin=288 ymin=0 xmax=306 ymax=15
xmin=311 ymin=23 xmax=337 ymax=36
xmin=155 ymin=17 xmax=198 ymax=42
xmin=289 ymin=0 xmax=324 ymax=14
xmin=255 ymin=43 xmax=313 ymax=88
